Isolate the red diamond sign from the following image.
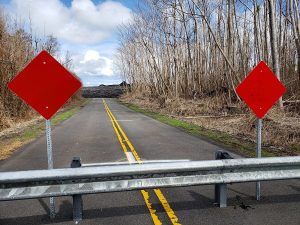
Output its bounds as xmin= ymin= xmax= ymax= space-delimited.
xmin=236 ymin=61 xmax=286 ymax=118
xmin=8 ymin=50 xmax=82 ymax=119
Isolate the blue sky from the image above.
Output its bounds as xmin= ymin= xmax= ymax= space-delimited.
xmin=0 ymin=0 xmax=139 ymax=86
xmin=61 ymin=0 xmax=139 ymax=9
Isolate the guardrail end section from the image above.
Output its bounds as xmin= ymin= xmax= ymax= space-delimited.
xmin=215 ymin=150 xmax=233 ymax=160
xmin=71 ymin=157 xmax=82 ymax=168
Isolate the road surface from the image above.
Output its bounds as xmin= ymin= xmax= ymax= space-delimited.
xmin=0 ymin=98 xmax=299 ymax=225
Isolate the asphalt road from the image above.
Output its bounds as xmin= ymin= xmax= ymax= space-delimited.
xmin=0 ymin=98 xmax=299 ymax=225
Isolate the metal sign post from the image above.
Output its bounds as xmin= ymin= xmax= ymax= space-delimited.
xmin=256 ymin=119 xmax=262 ymax=200
xmin=46 ymin=120 xmax=55 ymax=218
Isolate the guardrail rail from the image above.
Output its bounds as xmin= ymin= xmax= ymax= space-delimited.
xmin=1 ymin=153 xmax=300 ymax=223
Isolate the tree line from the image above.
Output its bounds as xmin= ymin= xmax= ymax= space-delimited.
xmin=116 ymin=0 xmax=300 ymax=108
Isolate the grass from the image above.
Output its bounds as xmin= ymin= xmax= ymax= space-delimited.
xmin=291 ymin=144 xmax=300 ymax=154
xmin=0 ymin=99 xmax=89 ymax=160
xmin=120 ymin=101 xmax=274 ymax=158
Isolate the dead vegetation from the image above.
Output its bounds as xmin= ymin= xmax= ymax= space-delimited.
xmin=116 ymin=1 xmax=300 ymax=104
xmin=121 ymin=92 xmax=300 ymax=155
xmin=117 ymin=0 xmax=300 ymax=155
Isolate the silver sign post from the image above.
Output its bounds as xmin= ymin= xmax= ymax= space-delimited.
xmin=256 ymin=118 xmax=262 ymax=200
xmin=46 ymin=120 xmax=55 ymax=218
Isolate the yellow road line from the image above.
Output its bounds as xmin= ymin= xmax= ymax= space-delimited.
xmin=103 ymin=102 xmax=130 ymax=161
xmin=104 ymin=101 xmax=141 ymax=162
xmin=103 ymin=99 xmax=181 ymax=225
xmin=141 ymin=190 xmax=163 ymax=225
xmin=103 ymin=99 xmax=162 ymax=225
xmin=154 ymin=189 xmax=181 ymax=225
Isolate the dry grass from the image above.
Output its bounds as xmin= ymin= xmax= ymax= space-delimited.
xmin=0 ymin=116 xmax=42 ymax=138
xmin=0 ymin=139 xmax=34 ymax=160
xmin=121 ymin=92 xmax=300 ymax=155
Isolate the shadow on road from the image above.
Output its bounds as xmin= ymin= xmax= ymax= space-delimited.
xmin=1 ymin=192 xmax=300 ymax=225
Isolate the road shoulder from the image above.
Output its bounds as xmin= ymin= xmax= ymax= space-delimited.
xmin=0 ymin=99 xmax=89 ymax=161
xmin=118 ymin=100 xmax=277 ymax=158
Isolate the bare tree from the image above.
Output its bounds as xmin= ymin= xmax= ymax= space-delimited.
xmin=117 ymin=0 xmax=299 ymax=109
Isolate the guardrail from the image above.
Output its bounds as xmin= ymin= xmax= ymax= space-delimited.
xmin=1 ymin=154 xmax=300 ymax=223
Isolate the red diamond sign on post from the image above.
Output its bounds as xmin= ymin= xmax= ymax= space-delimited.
xmin=236 ymin=61 xmax=286 ymax=118
xmin=8 ymin=50 xmax=82 ymax=119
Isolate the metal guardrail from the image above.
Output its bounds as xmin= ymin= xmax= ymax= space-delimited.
xmin=1 ymin=154 xmax=300 ymax=223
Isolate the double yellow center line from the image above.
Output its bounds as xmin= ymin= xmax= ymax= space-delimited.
xmin=102 ymin=99 xmax=181 ymax=225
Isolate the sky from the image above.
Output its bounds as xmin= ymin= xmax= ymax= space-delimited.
xmin=0 ymin=0 xmax=139 ymax=86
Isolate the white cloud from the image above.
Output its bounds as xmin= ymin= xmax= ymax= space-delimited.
xmin=81 ymin=50 xmax=101 ymax=63
xmin=10 ymin=0 xmax=132 ymax=44
xmin=2 ymin=0 xmax=127 ymax=85
xmin=74 ymin=50 xmax=114 ymax=77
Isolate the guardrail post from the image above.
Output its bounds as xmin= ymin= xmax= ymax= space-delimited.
xmin=214 ymin=151 xmax=233 ymax=208
xmin=215 ymin=182 xmax=227 ymax=208
xmin=71 ymin=157 xmax=83 ymax=224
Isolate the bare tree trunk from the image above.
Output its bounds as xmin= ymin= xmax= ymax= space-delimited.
xmin=289 ymin=0 xmax=300 ymax=86
xmin=268 ymin=0 xmax=284 ymax=108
